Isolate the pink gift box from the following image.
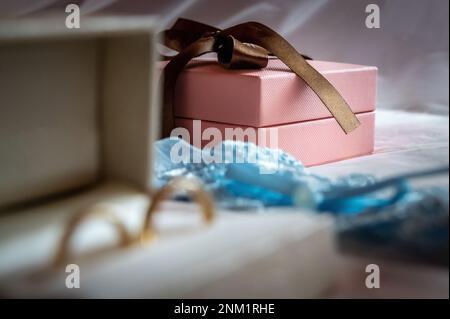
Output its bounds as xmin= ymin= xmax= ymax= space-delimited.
xmin=169 ymin=58 xmax=377 ymax=166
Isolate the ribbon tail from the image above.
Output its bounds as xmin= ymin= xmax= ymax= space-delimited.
xmin=222 ymin=22 xmax=361 ymax=134
xmin=162 ymin=36 xmax=216 ymax=137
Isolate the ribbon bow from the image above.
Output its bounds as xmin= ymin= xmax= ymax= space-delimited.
xmin=161 ymin=18 xmax=360 ymax=137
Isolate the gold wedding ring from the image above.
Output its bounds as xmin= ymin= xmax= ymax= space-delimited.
xmin=53 ymin=204 xmax=134 ymax=268
xmin=53 ymin=177 xmax=215 ymax=267
xmin=140 ymin=177 xmax=215 ymax=242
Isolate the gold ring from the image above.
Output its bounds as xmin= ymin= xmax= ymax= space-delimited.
xmin=52 ymin=178 xmax=214 ymax=267
xmin=53 ymin=204 xmax=133 ymax=268
xmin=140 ymin=177 xmax=215 ymax=242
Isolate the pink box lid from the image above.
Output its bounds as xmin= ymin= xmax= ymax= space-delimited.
xmin=169 ymin=58 xmax=377 ymax=127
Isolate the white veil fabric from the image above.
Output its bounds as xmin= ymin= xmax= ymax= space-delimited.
xmin=1 ymin=0 xmax=448 ymax=114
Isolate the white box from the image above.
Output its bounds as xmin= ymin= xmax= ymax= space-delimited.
xmin=0 ymin=17 xmax=160 ymax=208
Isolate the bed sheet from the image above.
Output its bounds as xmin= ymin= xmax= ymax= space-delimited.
xmin=309 ymin=109 xmax=449 ymax=188
xmin=313 ymin=109 xmax=449 ymax=298
xmin=0 ymin=109 xmax=447 ymax=298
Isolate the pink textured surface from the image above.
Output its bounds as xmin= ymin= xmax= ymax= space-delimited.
xmin=171 ymin=58 xmax=377 ymax=127
xmin=175 ymin=111 xmax=375 ymax=167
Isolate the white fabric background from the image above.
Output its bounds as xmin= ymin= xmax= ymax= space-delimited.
xmin=0 ymin=1 xmax=448 ymax=298
xmin=1 ymin=0 xmax=449 ymax=115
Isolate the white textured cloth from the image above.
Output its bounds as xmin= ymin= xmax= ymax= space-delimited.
xmin=310 ymin=110 xmax=449 ymax=187
xmin=1 ymin=0 xmax=447 ymax=114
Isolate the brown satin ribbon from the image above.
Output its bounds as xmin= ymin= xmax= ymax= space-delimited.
xmin=160 ymin=18 xmax=360 ymax=137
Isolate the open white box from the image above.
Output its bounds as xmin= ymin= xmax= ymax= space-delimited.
xmin=0 ymin=17 xmax=160 ymax=208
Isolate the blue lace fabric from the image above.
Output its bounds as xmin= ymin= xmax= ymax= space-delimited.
xmin=154 ymin=138 xmax=449 ymax=262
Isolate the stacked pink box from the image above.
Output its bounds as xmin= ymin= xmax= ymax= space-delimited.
xmin=171 ymin=58 xmax=377 ymax=166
